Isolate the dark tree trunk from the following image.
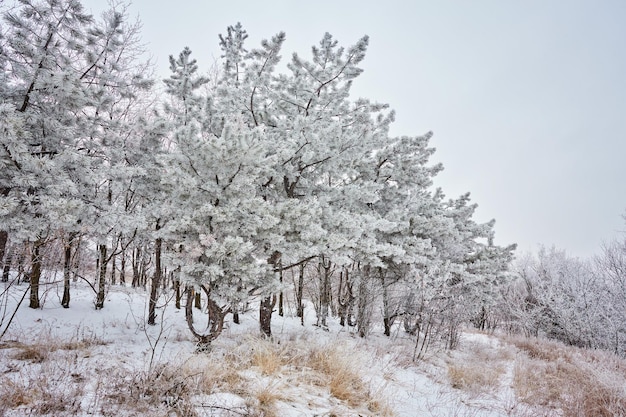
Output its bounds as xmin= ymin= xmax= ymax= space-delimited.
xmin=380 ymin=269 xmax=391 ymax=337
xmin=338 ymin=268 xmax=354 ymax=327
xmin=475 ymin=305 xmax=487 ymax=331
xmin=260 ymin=251 xmax=281 ymax=336
xmin=119 ymin=246 xmax=126 ymax=285
xmin=383 ymin=317 xmax=392 ymax=337
xmin=140 ymin=247 xmax=149 ymax=288
xmin=148 ymin=231 xmax=162 ymax=325
xmin=95 ymin=244 xmax=107 ymax=309
xmin=0 ymin=187 xmax=9 ymax=267
xmin=1 ymin=246 xmax=12 ymax=282
xmin=259 ymin=295 xmax=276 ymax=338
xmin=185 ymin=285 xmax=228 ymax=351
xmin=0 ymin=231 xmax=7 ymax=274
xmin=29 ymin=239 xmax=43 ymax=309
xmin=61 ymin=234 xmax=77 ymax=308
xmin=17 ymin=249 xmax=25 ymax=284
xmin=72 ymin=236 xmax=81 ymax=282
xmin=278 ymin=266 xmax=284 ymax=317
xmin=296 ymin=263 xmax=305 ymax=324
xmin=110 ymin=253 xmax=116 ymax=285
xmin=174 ymin=275 xmax=181 ymax=309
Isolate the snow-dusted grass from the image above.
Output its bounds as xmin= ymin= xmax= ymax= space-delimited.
xmin=3 ymin=278 xmax=626 ymax=416
xmin=508 ymin=335 xmax=626 ymax=417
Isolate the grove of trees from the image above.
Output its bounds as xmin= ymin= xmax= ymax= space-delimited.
xmin=15 ymin=0 xmax=626 ymax=358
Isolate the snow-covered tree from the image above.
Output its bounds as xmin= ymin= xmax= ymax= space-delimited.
xmin=0 ymin=0 xmax=152 ymax=308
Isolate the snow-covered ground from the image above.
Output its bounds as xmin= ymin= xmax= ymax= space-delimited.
xmin=2 ymin=277 xmax=623 ymax=416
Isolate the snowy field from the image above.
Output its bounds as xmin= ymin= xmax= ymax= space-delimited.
xmin=2 ymin=277 xmax=626 ymax=416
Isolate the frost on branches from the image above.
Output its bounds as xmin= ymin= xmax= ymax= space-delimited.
xmin=0 ymin=2 xmax=515 ymax=350
xmin=160 ymin=24 xmax=515 ymax=345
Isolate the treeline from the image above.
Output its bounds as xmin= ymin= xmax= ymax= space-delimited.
xmin=1 ymin=0 xmax=519 ymax=350
xmin=495 ymin=242 xmax=626 ymax=356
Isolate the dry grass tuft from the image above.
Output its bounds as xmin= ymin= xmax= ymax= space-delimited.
xmin=98 ymin=364 xmax=195 ymax=416
xmin=366 ymin=388 xmax=395 ymax=417
xmin=12 ymin=344 xmax=49 ymax=363
xmin=447 ymin=362 xmax=503 ymax=394
xmin=307 ymin=344 xmax=369 ymax=406
xmin=182 ymin=354 xmax=246 ymax=395
xmin=251 ymin=339 xmax=284 ymax=375
xmin=508 ymin=335 xmax=573 ymax=362
xmin=0 ymin=379 xmax=30 ymax=408
xmin=249 ymin=383 xmax=285 ymax=417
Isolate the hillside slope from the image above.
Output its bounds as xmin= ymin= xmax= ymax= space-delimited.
xmin=1 ymin=281 xmax=625 ymax=416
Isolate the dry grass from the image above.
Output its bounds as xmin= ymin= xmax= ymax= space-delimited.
xmin=508 ymin=335 xmax=574 ymax=362
xmin=510 ymin=336 xmax=626 ymax=417
xmin=248 ymin=382 xmax=286 ymax=417
xmin=307 ymin=343 xmax=369 ymax=406
xmin=251 ymin=339 xmax=285 ymax=375
xmin=96 ymin=364 xmax=196 ymax=417
xmin=182 ymin=353 xmax=247 ymax=395
xmin=447 ymin=362 xmax=503 ymax=394
xmin=0 ymin=361 xmax=85 ymax=416
xmin=443 ymin=334 xmax=509 ymax=397
xmin=8 ymin=333 xmax=107 ymax=364
xmin=11 ymin=343 xmax=49 ymax=362
xmin=0 ymin=329 xmax=394 ymax=416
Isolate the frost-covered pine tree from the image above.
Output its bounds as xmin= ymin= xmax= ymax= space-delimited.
xmin=157 ymin=23 xmax=517 ymax=345
xmin=0 ymin=0 xmax=152 ymax=309
xmin=162 ymin=44 xmax=281 ymax=344
xmin=0 ymin=0 xmax=98 ymax=308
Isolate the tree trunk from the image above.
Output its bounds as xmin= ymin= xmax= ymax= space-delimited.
xmin=131 ymin=246 xmax=140 ymax=287
xmin=61 ymin=234 xmax=76 ymax=308
xmin=119 ymin=246 xmax=126 ymax=285
xmin=259 ymin=295 xmax=276 ymax=338
xmin=148 ymin=231 xmax=162 ymax=325
xmin=174 ymin=275 xmax=181 ymax=309
xmin=317 ymin=257 xmax=332 ymax=327
xmin=185 ymin=285 xmax=227 ymax=351
xmin=140 ymin=246 xmax=149 ymax=288
xmin=296 ymin=263 xmax=305 ymax=324
xmin=0 ymin=188 xmax=9 ymax=267
xmin=29 ymin=239 xmax=43 ymax=309
xmin=278 ymin=265 xmax=284 ymax=317
xmin=357 ymin=265 xmax=372 ymax=338
xmin=17 ymin=249 xmax=25 ymax=284
xmin=338 ymin=268 xmax=356 ymax=327
xmin=95 ymin=244 xmax=107 ymax=310
xmin=260 ymin=251 xmax=281 ymax=336
xmin=110 ymin=253 xmax=116 ymax=285
xmin=380 ymin=268 xmax=391 ymax=337
xmin=1 ymin=246 xmax=12 ymax=282
xmin=72 ymin=236 xmax=81 ymax=282
xmin=0 ymin=231 xmax=7 ymax=271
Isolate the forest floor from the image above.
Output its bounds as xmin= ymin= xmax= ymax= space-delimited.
xmin=1 ymin=279 xmax=626 ymax=416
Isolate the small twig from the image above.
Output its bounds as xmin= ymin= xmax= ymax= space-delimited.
xmin=0 ymin=284 xmax=30 ymax=341
xmin=196 ymin=404 xmax=248 ymax=415
xmin=73 ymin=273 xmax=98 ymax=294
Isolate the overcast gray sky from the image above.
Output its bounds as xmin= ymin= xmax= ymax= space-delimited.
xmin=84 ymin=0 xmax=626 ymax=258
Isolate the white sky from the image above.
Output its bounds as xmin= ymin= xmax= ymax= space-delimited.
xmin=83 ymin=0 xmax=626 ymax=258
